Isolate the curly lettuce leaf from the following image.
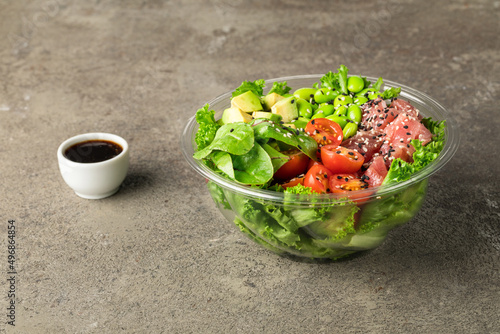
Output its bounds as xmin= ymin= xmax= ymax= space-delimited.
xmin=194 ymin=104 xmax=220 ymax=150
xmin=381 ymin=87 xmax=401 ymax=100
xmin=206 ymin=180 xmax=231 ymax=210
xmin=283 ymin=185 xmax=358 ymax=242
xmin=320 ymin=71 xmax=340 ymax=91
xmin=232 ymin=79 xmax=266 ymax=97
xmin=268 ymin=81 xmax=292 ymax=96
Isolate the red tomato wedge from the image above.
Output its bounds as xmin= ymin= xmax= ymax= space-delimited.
xmin=321 ymin=145 xmax=365 ymax=174
xmin=304 ymin=164 xmax=333 ymax=194
xmin=305 ymin=118 xmax=343 ymax=148
xmin=273 ymin=150 xmax=310 ymax=181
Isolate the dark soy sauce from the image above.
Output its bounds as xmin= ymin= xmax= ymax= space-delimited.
xmin=64 ymin=140 xmax=123 ymax=163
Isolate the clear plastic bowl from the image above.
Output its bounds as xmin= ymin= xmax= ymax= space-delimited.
xmin=181 ymin=75 xmax=459 ymax=260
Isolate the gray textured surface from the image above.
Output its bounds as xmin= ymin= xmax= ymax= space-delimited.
xmin=1 ymin=0 xmax=499 ymax=333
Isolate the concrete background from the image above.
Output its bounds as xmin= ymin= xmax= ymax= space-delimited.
xmin=1 ymin=0 xmax=499 ymax=333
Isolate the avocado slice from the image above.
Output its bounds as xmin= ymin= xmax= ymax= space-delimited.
xmin=262 ymin=92 xmax=285 ymax=110
xmin=252 ymin=111 xmax=273 ymax=119
xmin=231 ymin=91 xmax=263 ymax=112
xmin=221 ymin=107 xmax=253 ymax=124
xmin=271 ymin=96 xmax=298 ymax=123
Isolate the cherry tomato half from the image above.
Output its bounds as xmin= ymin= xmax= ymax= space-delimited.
xmin=305 ymin=118 xmax=343 ymax=148
xmin=273 ymin=150 xmax=310 ymax=181
xmin=304 ymin=164 xmax=333 ymax=194
xmin=321 ymin=145 xmax=365 ymax=174
xmin=329 ymin=174 xmax=371 ymax=203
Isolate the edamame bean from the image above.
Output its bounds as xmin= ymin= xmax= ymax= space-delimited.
xmin=356 ymin=88 xmax=376 ymax=97
xmin=347 ymin=104 xmax=362 ymax=124
xmin=290 ymin=117 xmax=309 ymax=130
xmin=296 ymin=98 xmax=314 ymax=118
xmin=333 ymin=105 xmax=348 ymax=117
xmin=333 ymin=94 xmax=353 ymax=108
xmin=314 ymin=88 xmax=338 ymax=104
xmin=293 ymin=87 xmax=317 ymax=102
xmin=315 ymin=103 xmax=335 ymax=117
xmin=353 ymin=96 xmax=368 ymax=106
xmin=326 ymin=115 xmax=349 ymax=129
xmin=347 ymin=76 xmax=365 ymax=93
xmin=343 ymin=122 xmax=358 ymax=139
xmin=311 ymin=112 xmax=327 ymax=119
xmin=367 ymin=91 xmax=382 ymax=100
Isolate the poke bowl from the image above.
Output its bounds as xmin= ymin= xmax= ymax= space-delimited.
xmin=181 ymin=69 xmax=459 ymax=261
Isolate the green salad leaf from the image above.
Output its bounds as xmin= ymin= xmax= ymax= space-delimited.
xmin=381 ymin=87 xmax=401 ymax=99
xmin=268 ymin=81 xmax=292 ymax=96
xmin=194 ymin=104 xmax=220 ymax=150
xmin=372 ymin=77 xmax=384 ymax=91
xmin=261 ymin=143 xmax=289 ymax=174
xmin=232 ymin=79 xmax=266 ymax=97
xmin=320 ymin=71 xmax=340 ymax=91
xmin=193 ymin=122 xmax=254 ymax=160
xmin=232 ymin=143 xmax=274 ymax=185
xmin=251 ymin=119 xmax=318 ymax=160
xmin=319 ymin=64 xmax=349 ymax=94
xmin=209 ymin=151 xmax=234 ymax=179
xmin=337 ymin=64 xmax=349 ymax=95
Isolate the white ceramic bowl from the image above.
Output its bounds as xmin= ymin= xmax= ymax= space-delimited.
xmin=57 ymin=133 xmax=129 ymax=199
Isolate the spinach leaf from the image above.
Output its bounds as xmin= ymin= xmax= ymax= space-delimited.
xmin=233 ymin=143 xmax=274 ymax=184
xmin=193 ymin=122 xmax=254 ymax=160
xmin=251 ymin=119 xmax=318 ymax=160
xmin=209 ymin=151 xmax=235 ymax=179
xmin=261 ymin=143 xmax=289 ymax=174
